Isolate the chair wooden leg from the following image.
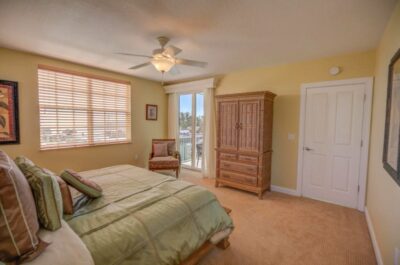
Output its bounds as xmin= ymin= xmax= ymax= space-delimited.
xmin=176 ymin=168 xmax=179 ymax=178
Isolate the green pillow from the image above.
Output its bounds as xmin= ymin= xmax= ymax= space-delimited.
xmin=24 ymin=165 xmax=63 ymax=231
xmin=60 ymin=169 xmax=102 ymax=198
xmin=14 ymin=156 xmax=36 ymax=175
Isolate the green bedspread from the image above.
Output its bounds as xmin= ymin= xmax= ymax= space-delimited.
xmin=65 ymin=165 xmax=233 ymax=265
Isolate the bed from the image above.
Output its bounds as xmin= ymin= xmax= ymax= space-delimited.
xmin=56 ymin=164 xmax=234 ymax=265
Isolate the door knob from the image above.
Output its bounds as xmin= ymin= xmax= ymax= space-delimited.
xmin=303 ymin=147 xmax=314 ymax=151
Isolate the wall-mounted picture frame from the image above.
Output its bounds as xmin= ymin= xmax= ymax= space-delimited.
xmin=0 ymin=80 xmax=20 ymax=144
xmin=146 ymin=104 xmax=158 ymax=121
xmin=383 ymin=48 xmax=400 ymax=186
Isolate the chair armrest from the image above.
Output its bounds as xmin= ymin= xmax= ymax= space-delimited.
xmin=173 ymin=151 xmax=181 ymax=165
xmin=149 ymin=152 xmax=154 ymax=160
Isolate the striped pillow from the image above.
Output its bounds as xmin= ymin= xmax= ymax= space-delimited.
xmin=60 ymin=169 xmax=102 ymax=198
xmin=55 ymin=175 xmax=74 ymax=215
xmin=0 ymin=151 xmax=46 ymax=263
xmin=14 ymin=156 xmax=35 ymax=174
xmin=24 ymin=166 xmax=63 ymax=231
xmin=15 ymin=157 xmax=74 ymax=215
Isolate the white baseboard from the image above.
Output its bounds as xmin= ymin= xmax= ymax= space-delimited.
xmin=270 ymin=185 xmax=300 ymax=196
xmin=365 ymin=207 xmax=383 ymax=265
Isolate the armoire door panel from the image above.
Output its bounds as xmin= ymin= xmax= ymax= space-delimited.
xmin=238 ymin=100 xmax=260 ymax=152
xmin=263 ymin=99 xmax=273 ymax=151
xmin=218 ymin=101 xmax=238 ymax=150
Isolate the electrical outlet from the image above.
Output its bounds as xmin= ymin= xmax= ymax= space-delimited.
xmin=395 ymin=247 xmax=400 ymax=265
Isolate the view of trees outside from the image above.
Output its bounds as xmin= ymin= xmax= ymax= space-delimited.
xmin=179 ymin=93 xmax=204 ymax=168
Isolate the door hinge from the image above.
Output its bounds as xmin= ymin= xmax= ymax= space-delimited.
xmin=360 ymin=140 xmax=363 ymax=147
xmin=358 ymin=185 xmax=360 ymax=192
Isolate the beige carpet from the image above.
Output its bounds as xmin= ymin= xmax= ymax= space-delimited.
xmin=178 ymin=170 xmax=376 ymax=265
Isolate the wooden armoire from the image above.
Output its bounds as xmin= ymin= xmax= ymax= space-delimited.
xmin=215 ymin=91 xmax=276 ymax=199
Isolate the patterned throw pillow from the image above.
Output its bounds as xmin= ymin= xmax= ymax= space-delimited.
xmin=0 ymin=151 xmax=46 ymax=263
xmin=153 ymin=143 xmax=168 ymax=157
xmin=60 ymin=169 xmax=102 ymax=198
xmin=24 ymin=166 xmax=63 ymax=231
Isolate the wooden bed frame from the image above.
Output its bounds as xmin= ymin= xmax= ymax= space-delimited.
xmin=181 ymin=207 xmax=232 ymax=265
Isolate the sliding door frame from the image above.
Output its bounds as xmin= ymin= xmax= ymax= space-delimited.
xmin=178 ymin=90 xmax=204 ymax=171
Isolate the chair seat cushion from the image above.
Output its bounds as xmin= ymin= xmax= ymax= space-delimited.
xmin=149 ymin=156 xmax=179 ymax=169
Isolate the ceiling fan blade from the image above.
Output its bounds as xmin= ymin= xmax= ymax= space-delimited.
xmin=163 ymin=45 xmax=182 ymax=56
xmin=116 ymin=52 xmax=153 ymax=59
xmin=169 ymin=66 xmax=180 ymax=75
xmin=176 ymin=58 xmax=207 ymax=68
xmin=129 ymin=62 xmax=151 ymax=70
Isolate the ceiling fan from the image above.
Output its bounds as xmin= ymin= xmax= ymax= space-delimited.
xmin=117 ymin=36 xmax=208 ymax=75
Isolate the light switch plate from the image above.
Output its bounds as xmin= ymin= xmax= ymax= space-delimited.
xmin=395 ymin=247 xmax=400 ymax=265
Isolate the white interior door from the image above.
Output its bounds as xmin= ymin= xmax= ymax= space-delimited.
xmin=302 ymin=83 xmax=366 ymax=208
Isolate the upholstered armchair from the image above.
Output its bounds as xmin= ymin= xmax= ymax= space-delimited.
xmin=148 ymin=139 xmax=181 ymax=178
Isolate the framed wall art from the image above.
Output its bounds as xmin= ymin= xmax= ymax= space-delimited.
xmin=383 ymin=48 xmax=400 ymax=186
xmin=146 ymin=104 xmax=158 ymax=121
xmin=0 ymin=80 xmax=20 ymax=144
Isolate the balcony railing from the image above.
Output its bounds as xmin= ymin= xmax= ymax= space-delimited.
xmin=179 ymin=134 xmax=203 ymax=168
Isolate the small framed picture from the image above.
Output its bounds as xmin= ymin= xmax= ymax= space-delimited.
xmin=0 ymin=80 xmax=20 ymax=144
xmin=146 ymin=104 xmax=158 ymax=121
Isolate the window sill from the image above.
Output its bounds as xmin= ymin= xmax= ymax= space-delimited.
xmin=39 ymin=141 xmax=132 ymax=151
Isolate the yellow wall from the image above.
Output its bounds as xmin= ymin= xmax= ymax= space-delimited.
xmin=216 ymin=50 xmax=376 ymax=189
xmin=366 ymin=2 xmax=400 ymax=264
xmin=0 ymin=48 xmax=168 ymax=173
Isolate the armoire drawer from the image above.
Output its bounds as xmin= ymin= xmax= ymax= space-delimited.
xmin=219 ymin=152 xmax=237 ymax=160
xmin=220 ymin=160 xmax=258 ymax=176
xmin=219 ymin=170 xmax=257 ymax=186
xmin=238 ymin=155 xmax=258 ymax=163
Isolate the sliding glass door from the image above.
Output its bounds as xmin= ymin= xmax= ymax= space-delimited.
xmin=179 ymin=92 xmax=204 ymax=170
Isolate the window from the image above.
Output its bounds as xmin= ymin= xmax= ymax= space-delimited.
xmin=38 ymin=65 xmax=131 ymax=150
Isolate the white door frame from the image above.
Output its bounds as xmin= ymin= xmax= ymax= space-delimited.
xmin=297 ymin=77 xmax=373 ymax=211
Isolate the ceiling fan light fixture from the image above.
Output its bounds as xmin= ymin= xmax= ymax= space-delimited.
xmin=151 ymin=57 xmax=175 ymax=73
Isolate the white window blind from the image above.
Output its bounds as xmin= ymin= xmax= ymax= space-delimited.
xmin=38 ymin=66 xmax=131 ymax=150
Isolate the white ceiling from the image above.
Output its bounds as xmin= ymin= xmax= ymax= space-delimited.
xmin=0 ymin=0 xmax=397 ymax=83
